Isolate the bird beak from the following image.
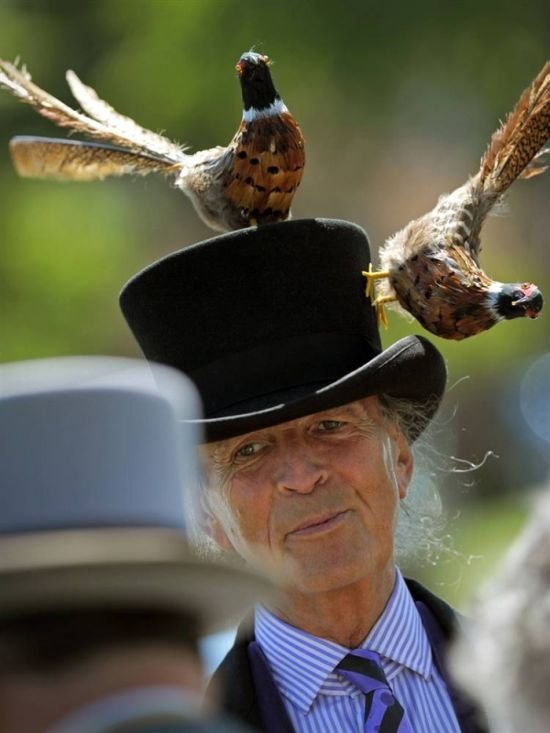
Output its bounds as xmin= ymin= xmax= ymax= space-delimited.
xmin=511 ymin=294 xmax=531 ymax=306
xmin=512 ymin=283 xmax=539 ymax=308
xmin=512 ymin=284 xmax=543 ymax=318
xmin=235 ymin=60 xmax=245 ymax=75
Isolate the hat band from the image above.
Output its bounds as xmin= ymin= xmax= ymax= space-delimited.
xmin=189 ymin=331 xmax=380 ymax=417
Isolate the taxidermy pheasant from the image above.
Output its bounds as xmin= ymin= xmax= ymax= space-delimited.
xmin=366 ymin=62 xmax=549 ymax=340
xmin=0 ymin=52 xmax=305 ymax=231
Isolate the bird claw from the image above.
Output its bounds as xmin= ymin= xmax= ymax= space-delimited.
xmin=376 ymin=303 xmax=389 ymax=329
xmin=362 ymin=264 xmax=390 ymax=300
xmin=361 ymin=266 xmax=394 ymax=328
xmin=372 ymin=295 xmax=395 ymax=329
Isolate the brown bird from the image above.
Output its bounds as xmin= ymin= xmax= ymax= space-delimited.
xmin=0 ymin=52 xmax=305 ymax=232
xmin=366 ymin=62 xmax=549 ymax=340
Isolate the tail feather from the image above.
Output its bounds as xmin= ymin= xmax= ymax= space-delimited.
xmin=0 ymin=59 xmax=187 ymax=165
xmin=9 ymin=136 xmax=176 ymax=182
xmin=479 ymin=61 xmax=550 ymax=194
xmin=520 ymin=145 xmax=550 ymax=179
xmin=65 ymin=70 xmax=189 ymax=162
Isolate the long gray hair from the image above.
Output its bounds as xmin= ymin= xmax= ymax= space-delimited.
xmin=378 ymin=393 xmax=448 ymax=567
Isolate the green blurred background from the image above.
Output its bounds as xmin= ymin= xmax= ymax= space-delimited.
xmin=1 ymin=0 xmax=549 ymax=610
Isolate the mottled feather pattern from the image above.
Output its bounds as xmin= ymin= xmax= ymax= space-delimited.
xmin=480 ymin=61 xmax=550 ymax=194
xmin=423 ymin=182 xmax=487 ymax=259
xmin=381 ymin=234 xmax=497 ymax=339
xmin=400 ymin=254 xmax=494 ymax=339
xmin=376 ymin=62 xmax=548 ymax=339
xmin=0 ymin=53 xmax=305 ymax=233
xmin=9 ymin=137 xmax=173 ymax=181
xmin=224 ymin=112 xmax=305 ymax=223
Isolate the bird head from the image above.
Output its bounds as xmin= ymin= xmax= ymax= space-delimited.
xmin=235 ymin=51 xmax=279 ymax=113
xmin=496 ymin=282 xmax=544 ymax=320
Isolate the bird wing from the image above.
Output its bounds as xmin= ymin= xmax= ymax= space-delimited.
xmin=9 ymin=136 xmax=177 ymax=181
xmin=0 ymin=59 xmax=188 ymax=165
xmin=479 ymin=61 xmax=550 ymax=194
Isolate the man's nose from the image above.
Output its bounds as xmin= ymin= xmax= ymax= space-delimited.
xmin=274 ymin=443 xmax=328 ymax=494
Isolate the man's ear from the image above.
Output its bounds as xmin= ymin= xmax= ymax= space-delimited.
xmin=394 ymin=429 xmax=414 ymax=500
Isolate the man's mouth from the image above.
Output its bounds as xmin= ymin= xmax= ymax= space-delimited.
xmin=287 ymin=510 xmax=350 ymax=538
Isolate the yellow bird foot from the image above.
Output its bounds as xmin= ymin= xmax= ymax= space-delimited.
xmin=372 ymin=295 xmax=396 ymax=329
xmin=362 ymin=264 xmax=390 ymax=300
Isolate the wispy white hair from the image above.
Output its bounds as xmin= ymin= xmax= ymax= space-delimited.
xmin=378 ymin=394 xmax=448 ymax=566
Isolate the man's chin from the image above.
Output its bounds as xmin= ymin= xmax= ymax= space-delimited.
xmin=282 ymin=558 xmax=371 ymax=596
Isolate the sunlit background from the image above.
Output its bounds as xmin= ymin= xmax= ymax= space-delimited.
xmin=1 ymin=0 xmax=549 ymax=667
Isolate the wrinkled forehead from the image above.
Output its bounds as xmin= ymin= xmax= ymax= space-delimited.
xmin=202 ymin=396 xmax=384 ymax=457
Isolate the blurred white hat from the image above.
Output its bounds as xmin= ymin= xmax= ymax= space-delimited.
xmin=0 ymin=356 xmax=269 ymax=634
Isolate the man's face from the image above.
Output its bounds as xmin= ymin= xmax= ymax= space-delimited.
xmin=202 ymin=396 xmax=413 ymax=594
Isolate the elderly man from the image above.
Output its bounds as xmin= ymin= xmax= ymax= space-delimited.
xmin=0 ymin=356 xmax=264 ymax=733
xmin=121 ymin=219 xmax=488 ymax=732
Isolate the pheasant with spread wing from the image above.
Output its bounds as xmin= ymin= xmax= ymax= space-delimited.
xmin=367 ymin=62 xmax=549 ymax=340
xmin=0 ymin=52 xmax=305 ymax=232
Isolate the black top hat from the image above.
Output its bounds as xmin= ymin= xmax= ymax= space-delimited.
xmin=120 ymin=218 xmax=446 ymax=442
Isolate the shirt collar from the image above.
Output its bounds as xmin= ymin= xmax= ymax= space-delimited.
xmin=255 ymin=569 xmax=433 ymax=714
xmin=363 ymin=569 xmax=432 ymax=680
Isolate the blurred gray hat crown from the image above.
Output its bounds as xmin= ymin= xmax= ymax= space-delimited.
xmin=0 ymin=356 xmax=201 ymax=533
xmin=0 ymin=356 xmax=268 ymax=633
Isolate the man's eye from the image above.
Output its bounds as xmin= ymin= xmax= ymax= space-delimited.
xmin=317 ymin=420 xmax=346 ymax=432
xmin=235 ymin=442 xmax=263 ymax=459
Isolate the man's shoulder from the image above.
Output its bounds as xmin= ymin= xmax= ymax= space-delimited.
xmin=206 ymin=620 xmax=263 ymax=730
xmin=405 ymin=577 xmax=490 ymax=733
xmin=404 ymin=576 xmax=462 ymax=639
xmin=209 ymin=618 xmax=255 ymax=693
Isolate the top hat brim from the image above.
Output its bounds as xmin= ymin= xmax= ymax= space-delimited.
xmin=0 ymin=528 xmax=272 ymax=635
xmin=193 ymin=334 xmax=445 ymax=442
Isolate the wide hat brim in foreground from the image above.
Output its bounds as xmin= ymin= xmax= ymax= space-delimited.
xmin=0 ymin=528 xmax=272 ymax=635
xmin=120 ymin=218 xmax=447 ymax=441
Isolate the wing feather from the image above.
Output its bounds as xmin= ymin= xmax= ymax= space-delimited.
xmin=9 ymin=136 xmax=177 ymax=182
xmin=65 ymin=70 xmax=187 ymax=163
xmin=0 ymin=59 xmax=187 ymax=165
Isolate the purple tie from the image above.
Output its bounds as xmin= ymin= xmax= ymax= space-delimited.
xmin=336 ymin=649 xmax=414 ymax=732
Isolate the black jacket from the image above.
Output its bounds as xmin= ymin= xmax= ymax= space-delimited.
xmin=208 ymin=579 xmax=489 ymax=733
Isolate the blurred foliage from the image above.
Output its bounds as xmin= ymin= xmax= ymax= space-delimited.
xmin=1 ymin=0 xmax=549 ymax=604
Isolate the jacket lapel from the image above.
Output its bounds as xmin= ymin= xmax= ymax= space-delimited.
xmin=206 ymin=619 xmax=264 ymax=731
xmin=209 ymin=581 xmax=489 ymax=733
xmin=247 ymin=641 xmax=295 ymax=733
xmin=406 ymin=579 xmax=489 ymax=733
xmin=206 ymin=617 xmax=295 ymax=732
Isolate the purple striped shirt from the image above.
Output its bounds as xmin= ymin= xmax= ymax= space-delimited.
xmin=255 ymin=569 xmax=460 ymax=732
